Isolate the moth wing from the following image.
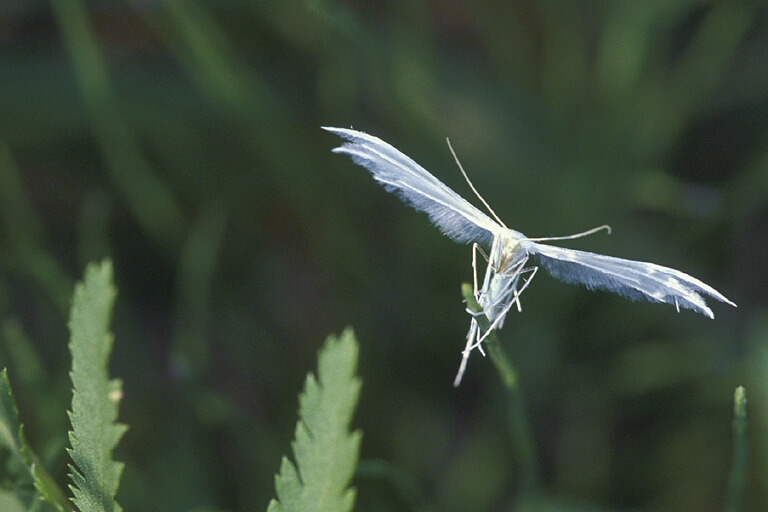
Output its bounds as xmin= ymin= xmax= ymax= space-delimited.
xmin=525 ymin=241 xmax=735 ymax=318
xmin=324 ymin=127 xmax=502 ymax=247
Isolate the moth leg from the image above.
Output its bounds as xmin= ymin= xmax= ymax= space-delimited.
xmin=471 ymin=243 xmax=490 ymax=298
xmin=474 ymin=265 xmax=539 ymax=348
xmin=469 ymin=283 xmax=520 ymax=351
xmin=511 ymin=265 xmax=538 ymax=312
xmin=465 ymin=243 xmax=496 ymax=316
xmin=458 ymin=251 xmax=531 ymax=386
xmin=474 ymin=243 xmax=490 ymax=262
xmin=469 ymin=296 xmax=517 ymax=351
xmin=508 ymin=258 xmax=527 ymax=312
xmin=463 ymin=317 xmax=487 ymax=356
xmin=472 ymin=243 xmax=480 ymax=298
xmin=457 ymin=245 xmax=495 ymax=386
xmin=493 ymin=257 xmax=528 ymax=313
xmin=455 ymin=317 xmax=484 ymax=386
xmin=454 ymin=345 xmax=470 ymax=387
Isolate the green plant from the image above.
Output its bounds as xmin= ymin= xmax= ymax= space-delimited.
xmin=0 ymin=262 xmax=362 ymax=512
xmin=268 ymin=329 xmax=362 ymax=512
xmin=0 ymin=260 xmax=121 ymax=512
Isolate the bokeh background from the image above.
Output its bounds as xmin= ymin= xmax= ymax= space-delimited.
xmin=1 ymin=1 xmax=767 ymax=511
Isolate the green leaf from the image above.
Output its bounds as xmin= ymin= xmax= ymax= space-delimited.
xmin=267 ymin=329 xmax=362 ymax=512
xmin=0 ymin=369 xmax=25 ymax=459
xmin=66 ymin=261 xmax=126 ymax=512
xmin=0 ymin=368 xmax=36 ymax=509
xmin=0 ymin=369 xmax=72 ymax=512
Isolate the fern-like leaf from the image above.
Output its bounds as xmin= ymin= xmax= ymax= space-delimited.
xmin=0 ymin=368 xmax=37 ymax=511
xmin=66 ymin=261 xmax=126 ymax=512
xmin=0 ymin=368 xmax=73 ymax=512
xmin=267 ymin=329 xmax=362 ymax=512
xmin=0 ymin=369 xmax=26 ymax=467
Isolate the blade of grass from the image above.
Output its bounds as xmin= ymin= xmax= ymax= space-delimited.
xmin=171 ymin=203 xmax=227 ymax=378
xmin=51 ymin=0 xmax=185 ymax=251
xmin=0 ymin=143 xmax=73 ymax=315
xmin=724 ymin=386 xmax=748 ymax=512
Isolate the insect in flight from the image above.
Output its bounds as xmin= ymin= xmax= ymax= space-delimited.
xmin=323 ymin=127 xmax=736 ymax=385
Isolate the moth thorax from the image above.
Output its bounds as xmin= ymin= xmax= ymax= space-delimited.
xmin=492 ymin=237 xmax=524 ymax=274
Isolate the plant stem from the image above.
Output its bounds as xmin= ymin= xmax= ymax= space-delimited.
xmin=461 ymin=283 xmax=541 ymax=492
xmin=724 ymin=386 xmax=748 ymax=512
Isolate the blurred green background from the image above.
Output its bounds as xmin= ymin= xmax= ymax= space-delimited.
xmin=1 ymin=1 xmax=767 ymax=511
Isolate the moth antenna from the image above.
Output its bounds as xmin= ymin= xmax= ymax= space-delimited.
xmin=526 ymin=224 xmax=612 ymax=243
xmin=446 ymin=138 xmax=507 ymax=228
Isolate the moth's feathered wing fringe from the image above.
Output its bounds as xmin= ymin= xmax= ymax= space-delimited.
xmin=323 ymin=127 xmax=501 ymax=248
xmin=527 ymin=241 xmax=736 ymax=318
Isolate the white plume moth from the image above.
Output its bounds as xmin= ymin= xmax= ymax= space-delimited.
xmin=323 ymin=127 xmax=736 ymax=385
